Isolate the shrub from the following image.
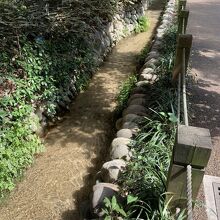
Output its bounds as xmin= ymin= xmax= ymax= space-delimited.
xmin=134 ymin=16 xmax=150 ymax=33
xmin=0 ymin=109 xmax=44 ymax=196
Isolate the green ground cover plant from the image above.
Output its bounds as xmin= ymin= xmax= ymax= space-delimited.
xmin=0 ymin=36 xmax=95 ymax=198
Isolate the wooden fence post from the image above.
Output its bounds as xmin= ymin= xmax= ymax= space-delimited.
xmin=178 ymin=10 xmax=189 ymax=34
xmin=166 ymin=125 xmax=212 ymax=211
xmin=178 ymin=0 xmax=187 ymax=13
xmin=172 ymin=34 xmax=192 ymax=82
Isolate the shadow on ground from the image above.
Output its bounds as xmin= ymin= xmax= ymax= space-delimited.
xmin=188 ymin=41 xmax=220 ymax=138
xmin=189 ymin=79 xmax=220 ymax=137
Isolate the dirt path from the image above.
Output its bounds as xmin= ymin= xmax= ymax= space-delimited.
xmin=0 ymin=4 xmax=163 ymax=220
xmin=187 ymin=0 xmax=220 ymax=219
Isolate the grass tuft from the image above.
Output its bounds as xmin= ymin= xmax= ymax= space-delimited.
xmin=134 ymin=16 xmax=150 ymax=34
xmin=116 ymin=74 xmax=137 ymax=114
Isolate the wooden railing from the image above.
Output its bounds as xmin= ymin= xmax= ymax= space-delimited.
xmin=166 ymin=1 xmax=212 ymax=219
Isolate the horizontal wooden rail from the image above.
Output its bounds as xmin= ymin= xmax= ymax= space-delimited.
xmin=178 ymin=10 xmax=189 ymax=34
xmin=172 ymin=34 xmax=192 ymax=82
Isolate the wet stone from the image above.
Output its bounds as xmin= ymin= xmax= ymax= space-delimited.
xmin=145 ymin=53 xmax=160 ymax=62
xmin=123 ymin=113 xmax=142 ymax=123
xmin=146 ymin=58 xmax=159 ymax=65
xmin=117 ymin=129 xmax=133 ymax=138
xmin=111 ymin=137 xmax=131 ymax=149
xmin=141 ymin=67 xmax=154 ymax=75
xmin=157 ymin=28 xmax=165 ymax=34
xmin=128 ymin=97 xmax=148 ymax=106
xmin=91 ymin=183 xmax=119 ymax=217
xmin=131 ymin=86 xmax=149 ymax=95
xmin=128 ymin=93 xmax=150 ymax=102
xmin=142 ymin=61 xmax=156 ymax=70
xmin=110 ymin=144 xmax=132 ymax=161
xmin=153 ymin=40 xmax=162 ymax=48
xmin=139 ymin=73 xmax=157 ymax=81
xmin=136 ymin=80 xmax=150 ymax=87
xmin=122 ymin=121 xmax=139 ymax=130
xmin=122 ymin=104 xmax=148 ymax=116
xmin=100 ymin=159 xmax=126 ymax=182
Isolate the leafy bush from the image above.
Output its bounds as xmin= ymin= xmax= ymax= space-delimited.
xmin=0 ymin=33 xmax=97 ymax=198
xmin=0 ymin=115 xmax=43 ymax=194
xmin=134 ymin=16 xmax=150 ymax=33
